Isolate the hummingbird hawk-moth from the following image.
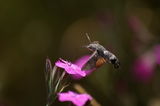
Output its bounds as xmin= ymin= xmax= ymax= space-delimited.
xmin=82 ymin=34 xmax=120 ymax=70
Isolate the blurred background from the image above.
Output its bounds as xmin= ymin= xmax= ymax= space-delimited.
xmin=0 ymin=0 xmax=160 ymax=106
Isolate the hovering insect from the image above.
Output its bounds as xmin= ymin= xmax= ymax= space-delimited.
xmin=82 ymin=33 xmax=120 ymax=70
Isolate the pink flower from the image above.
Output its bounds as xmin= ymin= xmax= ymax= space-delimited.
xmin=58 ymin=91 xmax=92 ymax=106
xmin=132 ymin=52 xmax=156 ymax=83
xmin=55 ymin=59 xmax=86 ymax=78
xmin=55 ymin=55 xmax=96 ymax=79
xmin=128 ymin=16 xmax=153 ymax=54
xmin=132 ymin=44 xmax=160 ymax=83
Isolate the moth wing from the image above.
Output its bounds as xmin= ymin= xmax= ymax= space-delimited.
xmin=82 ymin=51 xmax=100 ymax=70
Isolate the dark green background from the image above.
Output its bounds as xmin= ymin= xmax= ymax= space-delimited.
xmin=0 ymin=0 xmax=160 ymax=106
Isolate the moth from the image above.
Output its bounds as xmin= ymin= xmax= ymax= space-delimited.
xmin=82 ymin=34 xmax=120 ymax=70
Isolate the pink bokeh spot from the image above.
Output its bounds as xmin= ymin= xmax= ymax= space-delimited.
xmin=58 ymin=91 xmax=92 ymax=106
xmin=132 ymin=52 xmax=156 ymax=83
xmin=55 ymin=59 xmax=86 ymax=78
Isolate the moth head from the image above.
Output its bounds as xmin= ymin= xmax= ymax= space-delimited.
xmin=110 ymin=56 xmax=120 ymax=69
xmin=85 ymin=42 xmax=99 ymax=51
xmin=85 ymin=33 xmax=100 ymax=51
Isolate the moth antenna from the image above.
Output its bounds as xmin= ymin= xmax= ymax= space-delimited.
xmin=85 ymin=33 xmax=92 ymax=43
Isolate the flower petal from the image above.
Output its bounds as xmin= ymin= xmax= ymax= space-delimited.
xmin=74 ymin=55 xmax=90 ymax=68
xmin=58 ymin=91 xmax=92 ymax=106
xmin=55 ymin=59 xmax=86 ymax=78
xmin=74 ymin=55 xmax=96 ymax=76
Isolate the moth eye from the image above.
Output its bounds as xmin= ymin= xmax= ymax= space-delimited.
xmin=110 ymin=58 xmax=116 ymax=64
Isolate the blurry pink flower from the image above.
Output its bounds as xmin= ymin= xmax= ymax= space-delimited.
xmin=132 ymin=44 xmax=160 ymax=83
xmin=58 ymin=91 xmax=92 ymax=106
xmin=132 ymin=52 xmax=156 ymax=83
xmin=128 ymin=16 xmax=153 ymax=54
xmin=55 ymin=59 xmax=86 ymax=78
